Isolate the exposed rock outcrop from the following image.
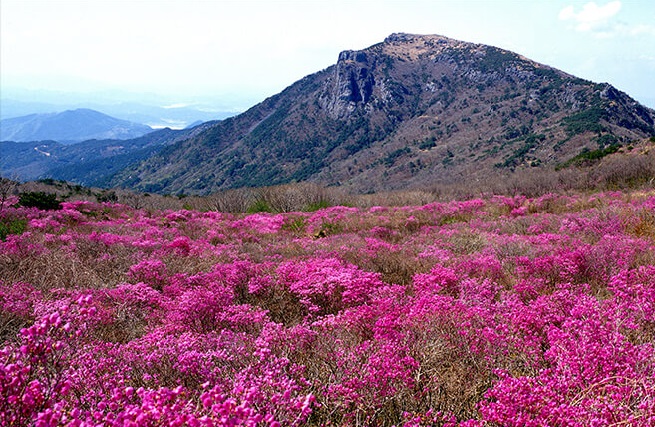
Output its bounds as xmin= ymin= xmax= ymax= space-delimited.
xmin=320 ymin=50 xmax=376 ymax=118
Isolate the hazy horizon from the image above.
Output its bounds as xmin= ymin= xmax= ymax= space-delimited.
xmin=2 ymin=0 xmax=655 ymax=118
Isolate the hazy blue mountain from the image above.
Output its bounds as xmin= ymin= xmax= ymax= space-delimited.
xmin=185 ymin=120 xmax=205 ymax=129
xmin=0 ymin=109 xmax=153 ymax=143
xmin=0 ymin=97 xmax=240 ymax=129
xmin=0 ymin=121 xmax=217 ymax=182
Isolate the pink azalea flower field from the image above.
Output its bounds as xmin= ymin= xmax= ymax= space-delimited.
xmin=1 ymin=191 xmax=654 ymax=426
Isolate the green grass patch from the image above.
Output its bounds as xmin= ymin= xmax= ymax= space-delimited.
xmin=246 ymin=199 xmax=273 ymax=214
xmin=304 ymin=200 xmax=331 ymax=212
xmin=0 ymin=218 xmax=27 ymax=241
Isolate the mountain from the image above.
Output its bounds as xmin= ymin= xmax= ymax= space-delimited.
xmin=6 ymin=34 xmax=654 ymax=194
xmin=103 ymin=33 xmax=655 ymax=195
xmin=185 ymin=120 xmax=206 ymax=129
xmin=0 ymin=109 xmax=153 ymax=143
xmin=1 ymin=92 xmax=241 ymax=129
xmin=0 ymin=121 xmax=217 ymax=182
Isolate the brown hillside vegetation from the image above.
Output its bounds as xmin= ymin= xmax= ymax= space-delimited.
xmin=5 ymin=137 xmax=653 ymax=213
xmin=107 ymin=33 xmax=655 ymax=195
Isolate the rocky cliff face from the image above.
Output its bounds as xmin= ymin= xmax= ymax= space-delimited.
xmin=320 ymin=50 xmax=376 ymax=118
xmin=96 ymin=33 xmax=655 ymax=194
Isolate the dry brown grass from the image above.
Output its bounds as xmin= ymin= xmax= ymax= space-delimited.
xmin=0 ymin=251 xmax=120 ymax=291
xmin=0 ymin=311 xmax=32 ymax=344
xmin=626 ymin=208 xmax=655 ymax=243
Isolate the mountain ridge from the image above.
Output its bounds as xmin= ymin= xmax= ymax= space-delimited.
xmin=0 ymin=108 xmax=153 ymax=143
xmin=5 ymin=33 xmax=655 ymax=194
xmin=0 ymin=121 xmax=217 ymax=182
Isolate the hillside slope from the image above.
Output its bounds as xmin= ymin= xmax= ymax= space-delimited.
xmin=87 ymin=34 xmax=655 ymax=193
xmin=0 ymin=121 xmax=217 ymax=182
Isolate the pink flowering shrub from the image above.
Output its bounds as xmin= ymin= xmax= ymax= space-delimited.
xmin=128 ymin=259 xmax=169 ymax=290
xmin=273 ymin=257 xmax=382 ymax=317
xmin=232 ymin=213 xmax=285 ymax=234
xmin=1 ymin=191 xmax=654 ymax=425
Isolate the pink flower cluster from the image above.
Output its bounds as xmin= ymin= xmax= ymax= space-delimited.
xmin=1 ymin=192 xmax=654 ymax=425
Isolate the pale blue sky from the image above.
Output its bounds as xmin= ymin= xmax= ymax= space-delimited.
xmin=1 ymin=0 xmax=654 ymax=110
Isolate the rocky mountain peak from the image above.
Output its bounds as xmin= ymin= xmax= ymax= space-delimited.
xmin=382 ymin=33 xmax=476 ymax=60
xmin=383 ymin=32 xmax=455 ymax=46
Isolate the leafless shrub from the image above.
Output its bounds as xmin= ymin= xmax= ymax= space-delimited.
xmin=356 ymin=190 xmax=437 ymax=208
xmin=414 ymin=149 xmax=653 ymax=201
xmin=300 ymin=314 xmax=494 ymax=425
xmin=12 ymin=144 xmax=654 ymax=214
xmin=0 ymin=310 xmax=32 ymax=344
xmin=405 ymin=321 xmax=497 ymax=420
xmin=626 ymin=207 xmax=655 ymax=241
xmin=0 ymin=251 xmax=104 ymax=291
xmin=163 ymin=253 xmax=230 ymax=277
xmin=193 ymin=183 xmax=353 ymax=213
xmin=591 ymin=151 xmax=655 ymax=189
xmin=115 ymin=190 xmax=184 ymax=211
xmin=117 ymin=191 xmax=148 ymax=210
xmin=342 ymin=246 xmax=432 ymax=286
xmin=200 ymin=187 xmax=255 ymax=213
xmin=255 ymin=182 xmax=352 ymax=213
xmin=445 ymin=230 xmax=488 ymax=255
xmin=246 ymin=285 xmax=309 ymax=326
xmin=92 ymin=307 xmax=149 ymax=344
xmin=0 ymin=177 xmax=19 ymax=212
xmin=0 ymin=236 xmax=134 ymax=292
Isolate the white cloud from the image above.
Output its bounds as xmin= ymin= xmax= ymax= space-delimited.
xmin=559 ymin=1 xmax=622 ymax=33
xmin=162 ymin=103 xmax=192 ymax=110
xmin=629 ymin=24 xmax=655 ymax=37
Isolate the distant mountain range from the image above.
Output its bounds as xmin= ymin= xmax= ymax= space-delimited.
xmin=0 ymin=121 xmax=217 ymax=183
xmin=1 ymin=95 xmax=240 ymax=130
xmin=0 ymin=109 xmax=153 ymax=143
xmin=2 ymin=33 xmax=654 ymax=194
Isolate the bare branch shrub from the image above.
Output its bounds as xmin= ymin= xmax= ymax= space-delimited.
xmin=254 ymin=182 xmax=351 ymax=213
xmin=591 ymin=151 xmax=655 ymax=189
xmin=356 ymin=190 xmax=437 ymax=208
xmin=0 ymin=177 xmax=19 ymax=212
xmin=200 ymin=188 xmax=256 ymax=213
